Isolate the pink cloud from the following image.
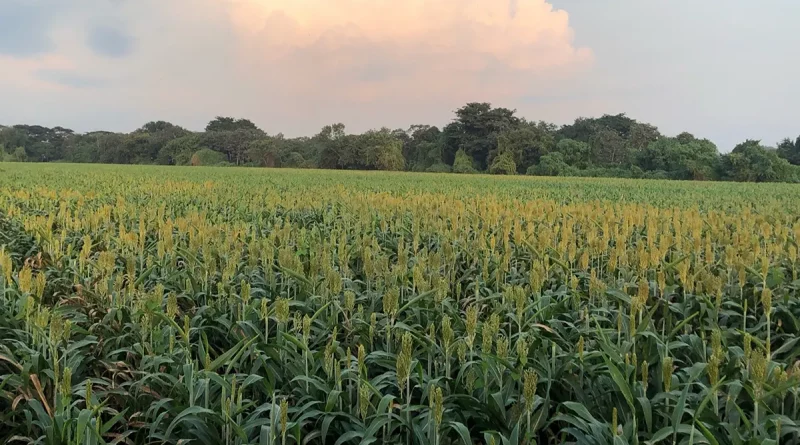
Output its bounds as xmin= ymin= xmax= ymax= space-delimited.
xmin=228 ymin=0 xmax=592 ymax=106
xmin=0 ymin=0 xmax=593 ymax=134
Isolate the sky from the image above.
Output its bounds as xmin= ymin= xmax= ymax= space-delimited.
xmin=0 ymin=0 xmax=798 ymax=151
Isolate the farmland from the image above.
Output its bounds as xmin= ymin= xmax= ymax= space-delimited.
xmin=1 ymin=163 xmax=799 ymax=444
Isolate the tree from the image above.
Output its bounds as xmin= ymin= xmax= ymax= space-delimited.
xmin=635 ymin=137 xmax=719 ymax=180
xmin=489 ymin=151 xmax=517 ymax=175
xmin=719 ymin=140 xmax=794 ymax=182
xmin=156 ymin=135 xmax=203 ymax=165
xmin=557 ymin=117 xmax=599 ymax=143
xmin=201 ymin=129 xmax=264 ymax=165
xmin=12 ymin=146 xmax=27 ymax=162
xmin=553 ymin=139 xmax=591 ymax=169
xmin=358 ymin=128 xmax=405 ymax=171
xmin=404 ymin=125 xmax=443 ymax=170
xmin=316 ymin=123 xmax=348 ymax=169
xmin=776 ymin=136 xmax=800 ymax=165
xmin=594 ymin=113 xmax=637 ymax=138
xmin=282 ymin=152 xmax=306 ymax=168
xmin=452 ymin=149 xmax=476 ymax=174
xmin=443 ymin=103 xmax=520 ymax=170
xmin=247 ymin=136 xmax=284 ymax=167
xmin=676 ymin=132 xmax=697 ymax=145
xmin=494 ymin=121 xmax=556 ymax=173
xmin=628 ymin=123 xmax=661 ymax=150
xmin=205 ymin=117 xmax=260 ymax=132
xmin=590 ymin=128 xmax=628 ymax=166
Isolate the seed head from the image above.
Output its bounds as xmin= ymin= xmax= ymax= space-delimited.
xmin=241 ymin=280 xmax=251 ymax=305
xmin=761 ymin=286 xmax=773 ymax=315
xmin=496 ymin=336 xmax=509 ymax=361
xmin=344 ymin=290 xmax=356 ymax=313
xmin=641 ymin=360 xmax=648 ymax=391
xmin=359 ymin=383 xmax=370 ymax=420
xmin=260 ymin=298 xmax=269 ymax=321
xmin=61 ymin=366 xmax=73 ymax=399
xmin=516 ymin=337 xmax=529 ymax=367
xmin=466 ymin=368 xmax=476 ymax=394
xmin=166 ymin=292 xmax=178 ymax=319
xmin=280 ymin=398 xmax=288 ymax=437
xmin=369 ymin=313 xmax=377 ymax=347
xmin=750 ymin=349 xmax=768 ymax=398
xmin=441 ymin=315 xmax=454 ymax=351
xmin=523 ymin=368 xmax=538 ymax=412
xmin=303 ymin=315 xmax=312 ymax=342
xmin=358 ymin=344 xmax=366 ymax=376
xmin=383 ymin=288 xmax=399 ymax=318
xmin=275 ymin=298 xmax=290 ymax=324
xmin=430 ymin=386 xmax=444 ymax=427
xmin=456 ymin=341 xmax=467 ymax=365
xmin=85 ymin=379 xmax=93 ymax=409
xmin=743 ymin=333 xmax=752 ymax=365
xmin=482 ymin=313 xmax=500 ymax=354
xmin=612 ymin=407 xmax=618 ymax=437
xmin=465 ymin=305 xmax=478 ymax=349
xmin=662 ymin=356 xmax=673 ymax=393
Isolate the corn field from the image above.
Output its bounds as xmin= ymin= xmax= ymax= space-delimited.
xmin=1 ymin=163 xmax=799 ymax=445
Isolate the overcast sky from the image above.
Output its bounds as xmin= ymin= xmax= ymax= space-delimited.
xmin=1 ymin=0 xmax=797 ymax=151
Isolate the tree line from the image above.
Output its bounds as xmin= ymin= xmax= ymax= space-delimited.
xmin=2 ymin=103 xmax=800 ymax=182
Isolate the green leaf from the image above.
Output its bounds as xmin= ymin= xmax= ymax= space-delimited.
xmin=603 ymin=355 xmax=634 ymax=411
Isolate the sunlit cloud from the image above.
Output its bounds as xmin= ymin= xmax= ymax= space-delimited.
xmin=228 ymin=0 xmax=592 ymax=104
xmin=0 ymin=0 xmax=591 ymax=133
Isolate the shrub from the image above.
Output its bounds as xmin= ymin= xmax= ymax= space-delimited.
xmin=452 ymin=149 xmax=477 ymax=174
xmin=425 ymin=163 xmax=452 ymax=173
xmin=489 ymin=152 xmax=516 ymax=175
xmin=528 ymin=152 xmax=571 ymax=176
xmin=190 ymin=148 xmax=227 ymax=166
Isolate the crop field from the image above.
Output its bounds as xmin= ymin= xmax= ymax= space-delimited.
xmin=1 ymin=163 xmax=800 ymax=445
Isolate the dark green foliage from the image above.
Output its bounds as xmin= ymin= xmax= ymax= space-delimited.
xmin=776 ymin=136 xmax=800 ymax=165
xmin=718 ymin=140 xmax=796 ymax=182
xmin=553 ymin=139 xmax=591 ymax=169
xmin=635 ymin=137 xmax=720 ymax=180
xmin=205 ymin=116 xmax=261 ymax=132
xmin=443 ymin=103 xmax=520 ymax=170
xmin=2 ymin=104 xmax=799 ymax=182
xmin=494 ymin=121 xmax=555 ymax=173
xmin=528 ymin=152 xmax=573 ymax=176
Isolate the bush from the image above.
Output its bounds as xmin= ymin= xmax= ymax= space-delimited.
xmin=452 ymin=149 xmax=477 ymax=174
xmin=282 ymin=152 xmax=306 ymax=168
xmin=190 ymin=148 xmax=228 ymax=166
xmin=528 ymin=152 xmax=571 ymax=176
xmin=12 ymin=147 xmax=27 ymax=162
xmin=489 ymin=152 xmax=516 ymax=175
xmin=425 ymin=163 xmax=452 ymax=173
xmin=643 ymin=170 xmax=670 ymax=180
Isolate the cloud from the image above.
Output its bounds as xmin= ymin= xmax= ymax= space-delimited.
xmin=0 ymin=0 xmax=591 ymax=135
xmin=0 ymin=1 xmax=56 ymax=56
xmin=229 ymin=0 xmax=592 ymax=106
xmin=35 ymin=69 xmax=106 ymax=88
xmin=87 ymin=25 xmax=135 ymax=58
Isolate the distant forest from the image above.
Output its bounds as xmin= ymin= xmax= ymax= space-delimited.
xmin=3 ymin=103 xmax=800 ymax=182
